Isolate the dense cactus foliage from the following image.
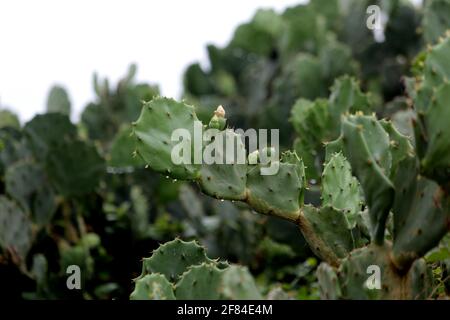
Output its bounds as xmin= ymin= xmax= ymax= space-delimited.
xmin=1 ymin=0 xmax=450 ymax=300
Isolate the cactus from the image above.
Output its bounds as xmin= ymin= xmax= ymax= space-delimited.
xmin=392 ymin=174 xmax=448 ymax=270
xmin=320 ymin=152 xmax=361 ymax=227
xmin=311 ymin=37 xmax=450 ymax=298
xmin=289 ymin=76 xmax=372 ymax=178
xmin=133 ymin=97 xmax=201 ymax=180
xmin=279 ymin=54 xmax=326 ymax=101
xmin=24 ymin=113 xmax=77 ymax=161
xmin=0 ymin=109 xmax=20 ymax=129
xmin=131 ymin=34 xmax=450 ymax=298
xmin=81 ymin=64 xmax=159 ymax=144
xmin=420 ymin=83 xmax=450 ymax=184
xmin=316 ymin=262 xmax=341 ymax=300
xmin=130 ymin=274 xmax=175 ymax=300
xmin=175 ymin=263 xmax=225 ymax=299
xmin=328 ymin=76 xmax=372 ymax=136
xmin=45 ymin=139 xmax=105 ymax=197
xmin=133 ymin=97 xmax=306 ymax=223
xmin=139 ymin=238 xmax=215 ymax=282
xmin=131 ymin=239 xmax=262 ymax=300
xmin=408 ymin=35 xmax=450 ymax=185
xmin=229 ymin=9 xmax=282 ymax=57
xmin=2 ymin=0 xmax=450 ymax=301
xmin=290 ymin=98 xmax=332 ymax=151
xmin=0 ymin=196 xmax=33 ymax=263
xmin=341 ymin=114 xmax=395 ymax=245
xmin=302 ymin=205 xmax=355 ymax=259
xmin=108 ymin=125 xmax=145 ymax=169
xmin=423 ymin=0 xmax=450 ymax=44
xmin=5 ymin=160 xmax=56 ymax=226
xmin=46 ymin=86 xmax=71 ymax=116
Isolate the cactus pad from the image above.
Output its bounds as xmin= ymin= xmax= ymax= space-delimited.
xmin=140 ymin=239 xmax=214 ymax=282
xmin=133 ymin=97 xmax=201 ymax=180
xmin=0 ymin=196 xmax=33 ymax=262
xmin=130 ymin=274 xmax=175 ymax=300
xmin=321 ymin=152 xmax=361 ymax=227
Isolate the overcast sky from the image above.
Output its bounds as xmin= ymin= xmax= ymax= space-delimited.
xmin=0 ymin=0 xmax=305 ymax=122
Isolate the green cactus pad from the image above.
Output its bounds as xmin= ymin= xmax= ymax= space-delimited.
xmin=24 ymin=113 xmax=77 ymax=161
xmin=338 ymin=244 xmax=399 ymax=299
xmin=175 ymin=263 xmax=225 ymax=300
xmin=175 ymin=263 xmax=262 ymax=300
xmin=220 ymin=265 xmax=263 ymax=300
xmin=336 ymin=244 xmax=436 ymax=299
xmin=5 ymin=160 xmax=56 ymax=226
xmin=45 ymin=140 xmax=105 ymax=197
xmin=281 ymin=151 xmax=307 ymax=204
xmin=341 ymin=115 xmax=394 ymax=245
xmin=303 ymin=205 xmax=354 ymax=258
xmin=5 ymin=161 xmax=44 ymax=210
xmin=317 ymin=262 xmax=342 ymax=300
xmin=329 ymin=76 xmax=371 ymax=136
xmin=133 ymin=97 xmax=201 ymax=180
xmin=283 ymin=53 xmax=325 ymax=100
xmin=140 ymin=239 xmax=214 ymax=283
xmin=130 ymin=274 xmax=175 ymax=300
xmin=356 ymin=209 xmax=372 ymax=240
xmin=421 ymin=83 xmax=450 ymax=183
xmin=392 ymin=177 xmax=449 ymax=270
xmin=46 ymin=86 xmax=71 ymax=116
xmin=293 ymin=137 xmax=319 ymax=179
xmin=108 ymin=125 xmax=145 ymax=168
xmin=423 ymin=35 xmax=450 ymax=88
xmin=324 ymin=136 xmax=344 ymax=161
xmin=380 ymin=120 xmax=415 ymax=179
xmin=408 ymin=258 xmax=434 ymax=299
xmin=289 ymin=98 xmax=332 ymax=149
xmin=321 ymin=152 xmax=361 ymax=227
xmin=423 ymin=0 xmax=450 ymax=44
xmin=199 ymin=130 xmax=247 ymax=200
xmin=0 ymin=128 xmax=31 ymax=175
xmin=246 ymin=162 xmax=302 ymax=222
xmin=0 ymin=196 xmax=33 ymax=262
xmin=0 ymin=110 xmax=20 ymax=129
xmin=392 ymin=156 xmax=419 ymax=240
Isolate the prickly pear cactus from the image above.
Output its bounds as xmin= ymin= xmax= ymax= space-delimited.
xmin=423 ymin=0 xmax=450 ymax=44
xmin=131 ymin=239 xmax=262 ymax=300
xmin=130 ymin=274 xmax=175 ymax=300
xmin=45 ymin=139 xmax=105 ymax=197
xmin=0 ymin=196 xmax=33 ymax=263
xmin=0 ymin=109 xmax=20 ymax=129
xmin=130 ymin=35 xmax=450 ymax=299
xmin=46 ymin=86 xmax=71 ymax=116
xmin=5 ymin=160 xmax=56 ymax=226
xmin=139 ymin=238 xmax=215 ymax=282
xmin=133 ymin=97 xmax=306 ymax=223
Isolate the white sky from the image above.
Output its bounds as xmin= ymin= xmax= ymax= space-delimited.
xmin=0 ymin=0 xmax=303 ymax=122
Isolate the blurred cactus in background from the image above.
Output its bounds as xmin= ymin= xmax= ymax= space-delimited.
xmin=1 ymin=0 xmax=450 ymax=300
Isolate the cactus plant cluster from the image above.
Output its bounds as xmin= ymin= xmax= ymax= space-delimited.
xmin=131 ymin=239 xmax=262 ymax=300
xmin=130 ymin=0 xmax=450 ymax=299
xmin=1 ymin=65 xmax=289 ymax=299
xmin=0 ymin=67 xmax=163 ymax=299
xmin=1 ymin=0 xmax=450 ymax=300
